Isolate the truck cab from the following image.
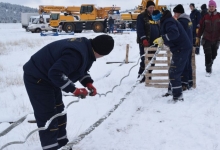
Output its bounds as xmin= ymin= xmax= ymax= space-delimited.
xmin=27 ymin=15 xmax=53 ymax=33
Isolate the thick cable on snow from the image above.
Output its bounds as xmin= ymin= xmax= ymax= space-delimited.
xmin=0 ymin=99 xmax=80 ymax=150
xmin=59 ymin=46 xmax=161 ymax=150
xmin=0 ymin=113 xmax=33 ymax=137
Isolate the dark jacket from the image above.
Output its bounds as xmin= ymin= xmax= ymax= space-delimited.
xmin=177 ymin=13 xmax=193 ymax=46
xmin=197 ymin=10 xmax=220 ymax=42
xmin=201 ymin=4 xmax=208 ymax=18
xmin=160 ymin=10 xmax=191 ymax=53
xmin=190 ymin=9 xmax=201 ymax=38
xmin=103 ymin=18 xmax=107 ymax=28
xmin=108 ymin=18 xmax=114 ymax=26
xmin=136 ymin=10 xmax=160 ymax=45
xmin=23 ymin=37 xmax=95 ymax=93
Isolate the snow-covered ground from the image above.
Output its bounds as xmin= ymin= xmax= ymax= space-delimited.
xmin=0 ymin=23 xmax=220 ymax=150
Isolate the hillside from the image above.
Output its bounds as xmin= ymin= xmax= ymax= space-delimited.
xmin=0 ymin=2 xmax=38 ymax=23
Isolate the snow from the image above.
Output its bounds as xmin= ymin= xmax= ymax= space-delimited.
xmin=0 ymin=23 xmax=220 ymax=150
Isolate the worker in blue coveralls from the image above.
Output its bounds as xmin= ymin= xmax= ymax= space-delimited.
xmin=173 ymin=4 xmax=193 ymax=90
xmin=136 ymin=0 xmax=160 ymax=83
xmin=23 ymin=35 xmax=114 ymax=150
xmin=152 ymin=10 xmax=191 ymax=102
xmin=189 ymin=3 xmax=201 ymax=55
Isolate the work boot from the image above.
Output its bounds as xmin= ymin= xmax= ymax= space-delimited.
xmin=205 ymin=62 xmax=213 ymax=75
xmin=182 ymin=85 xmax=188 ymax=91
xmin=138 ymin=74 xmax=145 ymax=83
xmin=162 ymin=90 xmax=172 ymax=97
xmin=168 ymin=95 xmax=184 ymax=103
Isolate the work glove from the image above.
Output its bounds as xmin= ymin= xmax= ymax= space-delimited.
xmin=195 ymin=37 xmax=200 ymax=47
xmin=142 ymin=39 xmax=149 ymax=47
xmin=73 ymin=88 xmax=88 ymax=98
xmin=153 ymin=37 xmax=164 ymax=47
xmin=86 ymin=83 xmax=97 ymax=96
xmin=196 ymin=28 xmax=199 ymax=34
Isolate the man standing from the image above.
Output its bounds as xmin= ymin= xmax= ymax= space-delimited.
xmin=190 ymin=3 xmax=201 ymax=55
xmin=196 ymin=0 xmax=220 ymax=77
xmin=23 ymin=35 xmax=114 ymax=150
xmin=136 ymin=1 xmax=160 ymax=83
xmin=201 ymin=4 xmax=208 ymax=18
xmin=173 ymin=4 xmax=193 ymax=90
xmin=152 ymin=10 xmax=191 ymax=102
xmin=108 ymin=16 xmax=114 ymax=33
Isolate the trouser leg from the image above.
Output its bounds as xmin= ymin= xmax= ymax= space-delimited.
xmin=138 ymin=44 xmax=145 ymax=75
xmin=181 ymin=48 xmax=192 ymax=89
xmin=203 ymin=41 xmax=213 ymax=72
xmin=24 ymin=73 xmax=60 ymax=150
xmin=169 ymin=50 xmax=188 ymax=99
xmin=55 ymin=89 xmax=69 ymax=148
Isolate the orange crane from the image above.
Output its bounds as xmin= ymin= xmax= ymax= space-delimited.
xmin=47 ymin=4 xmax=121 ymax=33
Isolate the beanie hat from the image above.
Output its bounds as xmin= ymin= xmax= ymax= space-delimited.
xmin=173 ymin=4 xmax=185 ymax=13
xmin=91 ymin=35 xmax=114 ymax=55
xmin=190 ymin=3 xmax=195 ymax=8
xmin=152 ymin=10 xmax=162 ymax=21
xmin=146 ymin=1 xmax=155 ymax=8
xmin=201 ymin=4 xmax=207 ymax=10
xmin=209 ymin=0 xmax=217 ymax=7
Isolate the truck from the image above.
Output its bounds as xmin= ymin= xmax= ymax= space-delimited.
xmin=21 ymin=13 xmax=39 ymax=31
xmin=27 ymin=15 xmax=53 ymax=33
xmin=39 ymin=4 xmax=121 ymax=33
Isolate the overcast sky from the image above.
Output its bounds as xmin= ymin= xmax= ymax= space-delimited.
xmin=0 ymin=0 xmax=218 ymax=10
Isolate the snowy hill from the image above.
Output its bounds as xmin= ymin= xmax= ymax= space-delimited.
xmin=0 ymin=23 xmax=220 ymax=150
xmin=0 ymin=2 xmax=38 ymax=23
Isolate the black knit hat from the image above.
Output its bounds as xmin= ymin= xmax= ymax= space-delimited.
xmin=146 ymin=1 xmax=155 ymax=8
xmin=91 ymin=35 xmax=114 ymax=55
xmin=190 ymin=3 xmax=195 ymax=8
xmin=173 ymin=4 xmax=185 ymax=13
xmin=201 ymin=4 xmax=207 ymax=10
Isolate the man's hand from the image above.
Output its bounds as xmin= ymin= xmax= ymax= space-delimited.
xmin=195 ymin=37 xmax=200 ymax=47
xmin=73 ymin=88 xmax=88 ymax=98
xmin=86 ymin=83 xmax=97 ymax=96
xmin=142 ymin=39 xmax=149 ymax=47
xmin=153 ymin=37 xmax=164 ymax=47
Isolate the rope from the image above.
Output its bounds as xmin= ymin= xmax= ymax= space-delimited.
xmin=59 ymin=46 xmax=161 ymax=150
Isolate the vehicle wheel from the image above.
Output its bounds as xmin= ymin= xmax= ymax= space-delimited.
xmin=35 ymin=28 xmax=41 ymax=33
xmin=64 ymin=23 xmax=75 ymax=33
xmin=93 ymin=22 xmax=104 ymax=33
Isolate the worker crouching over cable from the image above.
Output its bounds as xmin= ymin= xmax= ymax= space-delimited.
xmin=23 ymin=35 xmax=114 ymax=150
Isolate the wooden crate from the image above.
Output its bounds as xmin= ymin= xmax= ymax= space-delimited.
xmin=144 ymin=47 xmax=196 ymax=88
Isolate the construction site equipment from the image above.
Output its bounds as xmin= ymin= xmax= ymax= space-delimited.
xmin=39 ymin=5 xmax=80 ymax=15
xmin=40 ymin=31 xmax=74 ymax=36
xmin=21 ymin=13 xmax=39 ymax=31
xmin=116 ymin=0 xmax=167 ymax=29
xmin=145 ymin=47 xmax=196 ymax=88
xmin=39 ymin=4 xmax=121 ymax=33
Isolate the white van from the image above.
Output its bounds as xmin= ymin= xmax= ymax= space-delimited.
xmin=27 ymin=15 xmax=54 ymax=33
xmin=21 ymin=13 xmax=39 ymax=31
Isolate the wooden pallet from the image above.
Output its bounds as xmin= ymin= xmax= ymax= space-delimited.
xmin=144 ymin=47 xmax=196 ymax=88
